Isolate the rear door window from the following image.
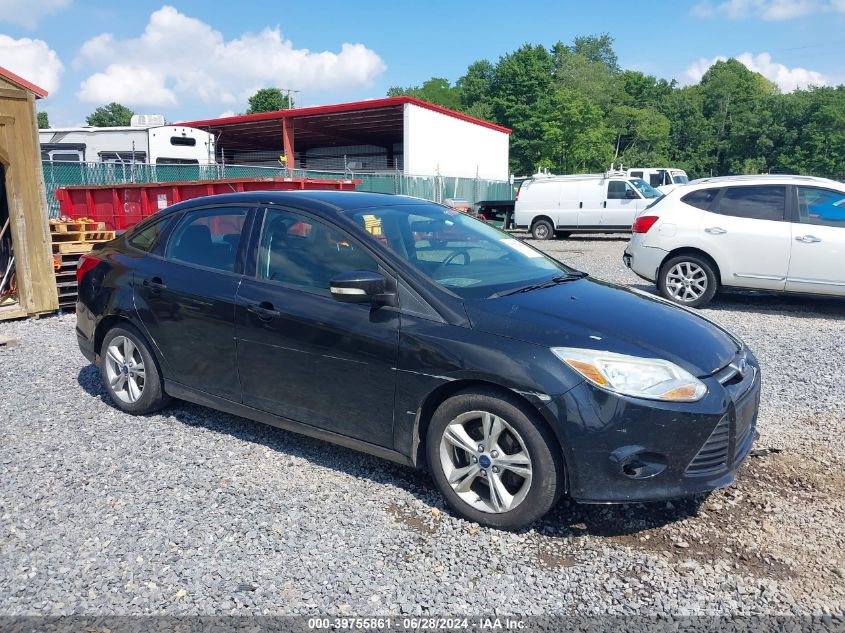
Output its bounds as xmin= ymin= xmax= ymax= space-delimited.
xmin=715 ymin=186 xmax=786 ymax=221
xmin=796 ymin=187 xmax=845 ymax=228
xmin=166 ymin=207 xmax=248 ymax=272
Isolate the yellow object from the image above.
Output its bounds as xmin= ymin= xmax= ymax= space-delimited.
xmin=361 ymin=214 xmax=383 ymax=236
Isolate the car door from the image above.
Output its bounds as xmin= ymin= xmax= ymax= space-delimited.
xmin=133 ymin=205 xmax=251 ymax=402
xmin=698 ymin=185 xmax=791 ymax=291
xmin=602 ymin=180 xmax=641 ymax=228
xmin=576 ymin=179 xmax=604 ymax=228
xmin=234 ymin=207 xmax=400 ymax=447
xmin=786 ymin=185 xmax=845 ymax=296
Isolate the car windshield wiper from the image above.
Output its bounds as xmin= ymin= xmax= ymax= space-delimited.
xmin=490 ymin=272 xmax=588 ymax=298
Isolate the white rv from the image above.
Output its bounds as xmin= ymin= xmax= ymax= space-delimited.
xmin=514 ymin=171 xmax=662 ymax=239
xmin=39 ymin=115 xmax=215 ymax=165
xmin=625 ymin=167 xmax=689 ymax=194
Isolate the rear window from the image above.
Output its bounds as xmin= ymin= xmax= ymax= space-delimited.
xmin=716 ymin=186 xmax=786 ymax=221
xmin=681 ymin=188 xmax=720 ymax=211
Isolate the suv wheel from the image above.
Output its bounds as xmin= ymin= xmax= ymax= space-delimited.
xmin=531 ymin=219 xmax=554 ymax=240
xmin=658 ymin=254 xmax=718 ymax=308
xmin=100 ymin=324 xmax=170 ymax=414
xmin=426 ymin=389 xmax=563 ymax=530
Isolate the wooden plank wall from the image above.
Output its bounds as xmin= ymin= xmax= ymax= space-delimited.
xmin=0 ymin=77 xmax=59 ymax=317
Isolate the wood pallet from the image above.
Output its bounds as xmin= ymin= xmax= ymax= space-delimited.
xmin=49 ymin=221 xmax=106 ymax=234
xmin=52 ymin=252 xmax=84 ymax=309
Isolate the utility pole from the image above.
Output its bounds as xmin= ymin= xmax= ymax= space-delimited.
xmin=279 ymin=87 xmax=301 ymax=109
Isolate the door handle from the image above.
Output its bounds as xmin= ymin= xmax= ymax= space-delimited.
xmin=143 ymin=277 xmax=166 ymax=292
xmin=795 ymin=235 xmax=821 ymax=243
xmin=579 ymin=201 xmax=583 ymax=209
xmin=705 ymin=227 xmax=727 ymax=235
xmin=602 ymin=201 xmax=607 ymax=208
xmin=247 ymin=302 xmax=281 ymax=320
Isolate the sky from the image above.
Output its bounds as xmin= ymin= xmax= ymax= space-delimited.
xmin=1 ymin=0 xmax=844 ymax=127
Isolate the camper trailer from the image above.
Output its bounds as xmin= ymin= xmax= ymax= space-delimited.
xmin=39 ymin=116 xmax=215 ymax=165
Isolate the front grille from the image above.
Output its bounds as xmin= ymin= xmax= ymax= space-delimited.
xmin=685 ymin=413 xmax=731 ymax=476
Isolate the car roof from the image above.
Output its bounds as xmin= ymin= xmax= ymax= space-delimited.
xmin=162 ymin=190 xmax=439 ymax=217
xmin=689 ymin=174 xmax=841 ymax=187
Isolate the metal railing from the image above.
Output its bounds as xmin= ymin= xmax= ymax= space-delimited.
xmin=42 ymin=161 xmax=514 ymax=218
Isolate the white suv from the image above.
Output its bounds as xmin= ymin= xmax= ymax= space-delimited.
xmin=624 ymin=175 xmax=845 ymax=307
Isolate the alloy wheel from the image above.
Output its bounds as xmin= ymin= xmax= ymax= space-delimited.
xmin=665 ymin=261 xmax=708 ymax=303
xmin=533 ymin=224 xmax=549 ymax=239
xmin=438 ymin=410 xmax=533 ymax=514
xmin=104 ymin=335 xmax=146 ymax=404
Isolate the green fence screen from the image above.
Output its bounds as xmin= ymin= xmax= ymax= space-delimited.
xmin=42 ymin=162 xmax=514 ymax=218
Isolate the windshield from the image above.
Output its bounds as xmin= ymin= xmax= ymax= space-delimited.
xmin=345 ymin=203 xmax=574 ymax=299
xmin=629 ymin=178 xmax=662 ymax=199
xmin=672 ymin=174 xmax=689 ymax=185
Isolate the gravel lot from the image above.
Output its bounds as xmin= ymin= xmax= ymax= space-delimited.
xmin=1 ymin=235 xmax=843 ymax=617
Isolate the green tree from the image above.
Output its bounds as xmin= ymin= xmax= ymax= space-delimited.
xmin=37 ymin=111 xmax=49 ymax=129
xmin=86 ymin=103 xmax=134 ymax=127
xmin=246 ymin=88 xmax=291 ymax=113
xmin=387 ymin=77 xmax=461 ymax=110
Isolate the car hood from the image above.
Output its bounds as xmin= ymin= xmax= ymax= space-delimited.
xmin=464 ymin=277 xmax=740 ymax=377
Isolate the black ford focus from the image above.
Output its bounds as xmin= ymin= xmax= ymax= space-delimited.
xmin=76 ymin=191 xmax=760 ymax=530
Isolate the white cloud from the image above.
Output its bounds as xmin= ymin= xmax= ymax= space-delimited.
xmin=77 ymin=65 xmax=177 ymax=106
xmin=692 ymin=0 xmax=844 ymax=19
xmin=0 ymin=34 xmax=63 ymax=93
xmin=0 ymin=0 xmax=70 ymax=29
xmin=684 ymin=52 xmax=827 ymax=91
xmin=74 ymin=5 xmax=387 ymax=108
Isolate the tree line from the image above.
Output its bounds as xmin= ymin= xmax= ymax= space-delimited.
xmin=388 ymin=35 xmax=845 ymax=180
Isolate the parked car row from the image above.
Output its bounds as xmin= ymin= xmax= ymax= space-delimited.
xmin=513 ymin=170 xmax=845 ymax=307
xmin=624 ymin=175 xmax=845 ymax=306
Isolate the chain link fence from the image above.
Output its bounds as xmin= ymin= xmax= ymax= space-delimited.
xmin=42 ymin=161 xmax=513 ymax=219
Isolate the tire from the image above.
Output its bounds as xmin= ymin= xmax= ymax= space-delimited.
xmin=658 ymin=253 xmax=719 ymax=308
xmin=531 ymin=219 xmax=554 ymax=240
xmin=426 ymin=388 xmax=563 ymax=530
xmin=99 ymin=323 xmax=170 ymax=415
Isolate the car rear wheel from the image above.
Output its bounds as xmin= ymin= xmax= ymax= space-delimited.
xmin=531 ymin=219 xmax=554 ymax=240
xmin=100 ymin=324 xmax=170 ymax=415
xmin=426 ymin=389 xmax=563 ymax=530
xmin=658 ymin=254 xmax=718 ymax=308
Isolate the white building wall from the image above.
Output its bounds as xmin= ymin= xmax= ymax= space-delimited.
xmin=403 ymin=104 xmax=509 ymax=180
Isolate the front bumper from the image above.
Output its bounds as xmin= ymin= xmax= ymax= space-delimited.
xmin=547 ymin=352 xmax=761 ymax=504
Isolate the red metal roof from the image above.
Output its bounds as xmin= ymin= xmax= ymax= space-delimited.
xmin=0 ymin=66 xmax=48 ymax=98
xmin=180 ymin=96 xmax=511 ymax=134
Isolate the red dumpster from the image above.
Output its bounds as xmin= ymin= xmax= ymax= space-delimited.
xmin=54 ymin=177 xmax=361 ymax=230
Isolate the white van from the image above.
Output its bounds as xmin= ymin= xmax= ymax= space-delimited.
xmin=514 ymin=173 xmax=662 ymax=239
xmin=626 ymin=167 xmax=689 ymax=194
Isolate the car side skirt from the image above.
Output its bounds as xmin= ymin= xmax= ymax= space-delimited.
xmin=165 ymin=380 xmax=416 ymax=468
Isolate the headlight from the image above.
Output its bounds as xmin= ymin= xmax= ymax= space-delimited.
xmin=551 ymin=347 xmax=707 ymax=402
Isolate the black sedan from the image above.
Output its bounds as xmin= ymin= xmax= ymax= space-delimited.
xmin=75 ymin=191 xmax=760 ymax=530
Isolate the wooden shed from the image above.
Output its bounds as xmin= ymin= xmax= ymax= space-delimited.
xmin=0 ymin=66 xmax=58 ymax=321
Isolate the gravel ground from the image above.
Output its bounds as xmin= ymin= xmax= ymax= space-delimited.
xmin=0 ymin=235 xmax=843 ymax=617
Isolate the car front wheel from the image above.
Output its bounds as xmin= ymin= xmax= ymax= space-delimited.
xmin=100 ymin=324 xmax=170 ymax=415
xmin=658 ymin=254 xmax=719 ymax=308
xmin=426 ymin=389 xmax=563 ymax=530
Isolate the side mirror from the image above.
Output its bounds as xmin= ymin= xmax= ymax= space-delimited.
xmin=330 ymin=270 xmax=391 ymax=304
xmin=626 ymin=189 xmax=639 ymax=199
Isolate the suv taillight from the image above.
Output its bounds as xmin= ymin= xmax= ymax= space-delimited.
xmin=632 ymin=216 xmax=659 ymax=234
xmin=76 ymin=253 xmax=101 ymax=287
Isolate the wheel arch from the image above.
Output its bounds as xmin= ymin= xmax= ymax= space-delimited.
xmin=530 ymin=215 xmax=555 ymax=229
xmin=412 ymin=379 xmax=568 ymax=488
xmin=94 ymin=315 xmax=168 ymax=380
xmin=660 ymin=247 xmax=723 ymax=284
